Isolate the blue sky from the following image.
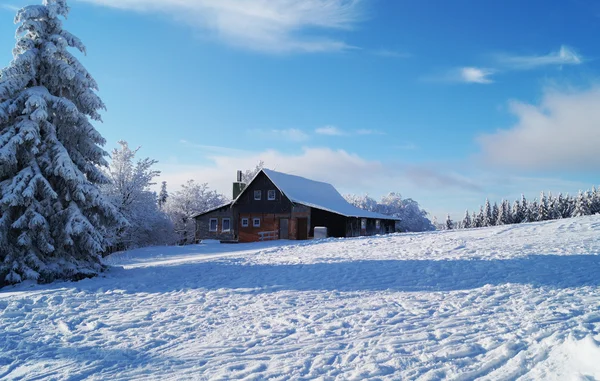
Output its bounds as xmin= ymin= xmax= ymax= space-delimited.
xmin=2 ymin=0 xmax=600 ymax=220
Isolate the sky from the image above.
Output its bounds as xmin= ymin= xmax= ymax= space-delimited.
xmin=1 ymin=0 xmax=600 ymax=220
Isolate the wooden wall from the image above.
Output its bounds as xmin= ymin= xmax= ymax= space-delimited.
xmin=195 ymin=206 xmax=236 ymax=242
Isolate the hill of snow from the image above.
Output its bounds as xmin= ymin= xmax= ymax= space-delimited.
xmin=2 ymin=216 xmax=600 ymax=380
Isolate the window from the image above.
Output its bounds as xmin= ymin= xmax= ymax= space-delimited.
xmin=209 ymin=218 xmax=218 ymax=232
xmin=268 ymin=190 xmax=276 ymax=200
xmin=241 ymin=218 xmax=249 ymax=227
xmin=222 ymin=218 xmax=231 ymax=232
xmin=254 ymin=190 xmax=262 ymax=200
xmin=376 ymin=220 xmax=381 ymax=229
xmin=253 ymin=218 xmax=261 ymax=227
xmin=361 ymin=219 xmax=367 ymax=229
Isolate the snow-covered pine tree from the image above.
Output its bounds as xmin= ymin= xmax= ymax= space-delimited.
xmin=529 ymin=200 xmax=539 ymax=222
xmin=502 ymin=199 xmax=513 ymax=224
xmin=491 ymin=202 xmax=499 ymax=226
xmin=538 ymin=192 xmax=549 ymax=221
xmin=462 ymin=210 xmax=471 ymax=229
xmin=476 ymin=206 xmax=485 ymax=228
xmin=445 ymin=214 xmax=453 ymax=230
xmin=471 ymin=211 xmax=478 ymax=228
xmin=158 ymin=181 xmax=168 ymax=209
xmin=520 ymin=195 xmax=529 ymax=223
xmin=496 ymin=201 xmax=506 ymax=226
xmin=591 ymin=186 xmax=600 ymax=215
xmin=0 ymin=0 xmax=124 ymax=286
xmin=548 ymin=193 xmax=560 ymax=220
xmin=483 ymin=199 xmax=492 ymax=227
xmin=512 ymin=199 xmax=522 ymax=224
xmin=573 ymin=190 xmax=590 ymax=217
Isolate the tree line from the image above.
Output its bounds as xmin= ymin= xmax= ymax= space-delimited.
xmin=444 ymin=189 xmax=600 ymax=230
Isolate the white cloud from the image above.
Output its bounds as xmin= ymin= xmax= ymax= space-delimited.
xmin=460 ymin=67 xmax=495 ymax=84
xmin=1 ymin=3 xmax=20 ymax=12
xmin=496 ymin=45 xmax=583 ymax=69
xmin=478 ymin=87 xmax=600 ymax=171
xmin=78 ymin=0 xmax=365 ymax=53
xmin=315 ymin=125 xmax=345 ymax=136
xmin=251 ymin=128 xmax=310 ymax=142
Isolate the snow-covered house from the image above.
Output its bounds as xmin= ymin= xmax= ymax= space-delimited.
xmin=194 ymin=169 xmax=399 ymax=243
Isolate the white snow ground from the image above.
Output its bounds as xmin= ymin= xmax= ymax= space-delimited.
xmin=2 ymin=217 xmax=600 ymax=380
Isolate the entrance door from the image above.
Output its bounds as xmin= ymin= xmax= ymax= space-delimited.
xmin=297 ymin=218 xmax=308 ymax=240
xmin=279 ymin=219 xmax=289 ymax=239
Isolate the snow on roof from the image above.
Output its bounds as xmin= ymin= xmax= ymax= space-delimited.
xmin=192 ymin=202 xmax=233 ymax=219
xmin=260 ymin=169 xmax=399 ymax=220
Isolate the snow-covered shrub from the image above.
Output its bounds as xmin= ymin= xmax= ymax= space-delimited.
xmin=101 ymin=141 xmax=175 ymax=251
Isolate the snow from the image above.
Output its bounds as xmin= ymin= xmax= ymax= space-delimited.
xmin=2 ymin=216 xmax=600 ymax=380
xmin=258 ymin=168 xmax=398 ymax=220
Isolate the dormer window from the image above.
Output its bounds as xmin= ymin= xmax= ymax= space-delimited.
xmin=268 ymin=190 xmax=276 ymax=200
xmin=254 ymin=190 xmax=262 ymax=200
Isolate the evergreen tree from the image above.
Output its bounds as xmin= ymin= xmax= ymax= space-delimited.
xmin=0 ymin=1 xmax=124 ymax=286
xmin=476 ymin=206 xmax=484 ymax=228
xmin=158 ymin=181 xmax=168 ymax=210
xmin=496 ymin=200 xmax=507 ymax=226
xmin=483 ymin=199 xmax=492 ymax=227
xmin=445 ymin=214 xmax=454 ymax=230
xmin=591 ymin=186 xmax=600 ymax=215
xmin=548 ymin=193 xmax=560 ymax=220
xmin=491 ymin=202 xmax=499 ymax=226
xmin=462 ymin=210 xmax=472 ymax=229
xmin=573 ymin=190 xmax=590 ymax=217
xmin=538 ymin=192 xmax=549 ymax=221
xmin=502 ymin=199 xmax=513 ymax=224
xmin=512 ymin=199 xmax=522 ymax=224
xmin=529 ymin=200 xmax=539 ymax=222
xmin=520 ymin=195 xmax=529 ymax=223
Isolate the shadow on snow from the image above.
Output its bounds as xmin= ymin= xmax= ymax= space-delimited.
xmin=107 ymin=254 xmax=600 ymax=294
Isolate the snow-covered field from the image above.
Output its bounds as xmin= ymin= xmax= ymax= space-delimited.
xmin=2 ymin=217 xmax=600 ymax=380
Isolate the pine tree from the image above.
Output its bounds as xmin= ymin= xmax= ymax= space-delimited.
xmin=538 ymin=192 xmax=549 ymax=221
xmin=0 ymin=1 xmax=124 ymax=286
xmin=483 ymin=199 xmax=492 ymax=227
xmin=520 ymin=195 xmax=529 ymax=223
xmin=573 ymin=190 xmax=591 ymax=217
xmin=158 ymin=181 xmax=168 ymax=209
xmin=512 ymin=200 xmax=522 ymax=224
xmin=496 ymin=200 xmax=506 ymax=226
xmin=529 ymin=200 xmax=539 ymax=222
xmin=462 ymin=210 xmax=471 ymax=229
xmin=502 ymin=199 xmax=513 ymax=224
xmin=591 ymin=186 xmax=600 ymax=215
xmin=491 ymin=202 xmax=499 ymax=226
xmin=476 ymin=206 xmax=484 ymax=228
xmin=445 ymin=214 xmax=454 ymax=230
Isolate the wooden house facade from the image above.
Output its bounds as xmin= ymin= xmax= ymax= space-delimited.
xmin=194 ymin=169 xmax=399 ymax=243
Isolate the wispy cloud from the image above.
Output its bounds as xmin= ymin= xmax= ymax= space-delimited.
xmin=251 ymin=128 xmax=310 ymax=142
xmin=79 ymin=0 xmax=366 ymax=53
xmin=460 ymin=67 xmax=495 ymax=84
xmin=1 ymin=3 xmax=20 ymax=12
xmin=496 ymin=45 xmax=583 ymax=70
xmin=315 ymin=125 xmax=345 ymax=136
xmin=315 ymin=126 xmax=385 ymax=136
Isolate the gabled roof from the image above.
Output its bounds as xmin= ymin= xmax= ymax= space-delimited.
xmin=235 ymin=168 xmax=399 ymax=221
xmin=192 ymin=202 xmax=233 ymax=219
